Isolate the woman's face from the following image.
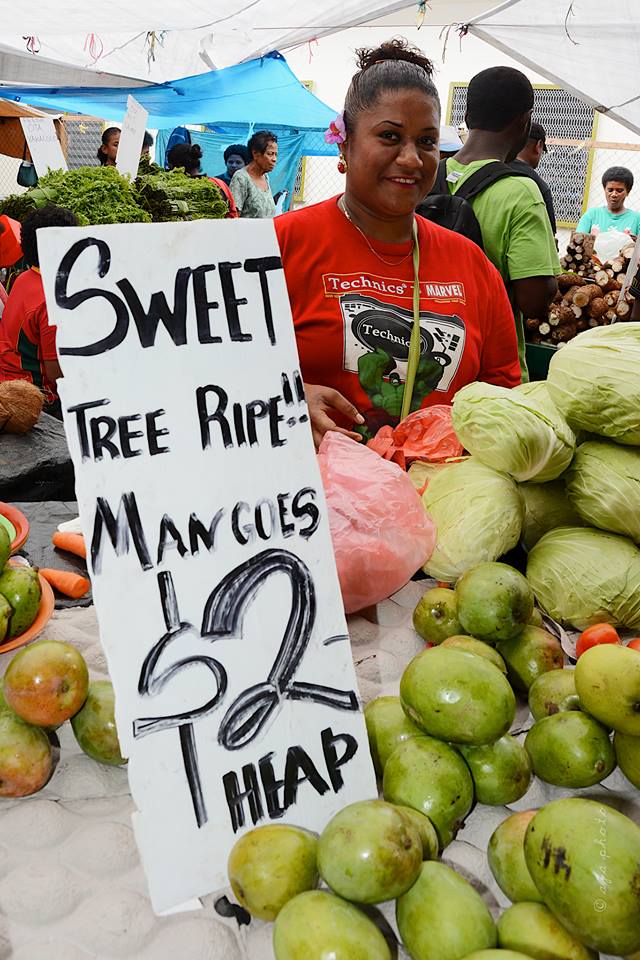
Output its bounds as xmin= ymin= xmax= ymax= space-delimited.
xmin=255 ymin=141 xmax=278 ymax=173
xmin=344 ymin=89 xmax=440 ymax=219
xmin=101 ymin=132 xmax=120 ymax=164
xmin=226 ymin=153 xmax=246 ymax=177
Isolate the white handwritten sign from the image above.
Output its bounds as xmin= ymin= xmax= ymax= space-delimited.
xmin=116 ymin=95 xmax=148 ymax=179
xmin=20 ymin=117 xmax=67 ymax=177
xmin=38 ymin=219 xmax=377 ymax=913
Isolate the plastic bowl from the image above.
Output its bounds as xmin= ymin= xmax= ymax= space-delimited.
xmin=0 ymin=502 xmax=30 ymax=554
xmin=0 ymin=565 xmax=54 ymax=655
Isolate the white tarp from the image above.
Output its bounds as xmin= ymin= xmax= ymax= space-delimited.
xmin=469 ymin=0 xmax=640 ymax=137
xmin=0 ymin=0 xmax=410 ymax=82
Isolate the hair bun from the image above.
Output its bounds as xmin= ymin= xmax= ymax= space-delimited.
xmin=356 ymin=37 xmax=434 ymax=78
xmin=192 ymin=144 xmax=203 ymax=160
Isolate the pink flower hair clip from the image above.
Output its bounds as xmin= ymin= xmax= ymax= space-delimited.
xmin=324 ymin=113 xmax=346 ymax=145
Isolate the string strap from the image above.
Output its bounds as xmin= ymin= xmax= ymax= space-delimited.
xmin=401 ymin=218 xmax=422 ymax=421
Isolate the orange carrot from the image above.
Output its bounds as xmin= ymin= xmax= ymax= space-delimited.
xmin=52 ymin=531 xmax=87 ymax=559
xmin=39 ymin=568 xmax=90 ymax=599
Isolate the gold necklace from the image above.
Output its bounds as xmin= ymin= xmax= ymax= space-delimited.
xmin=338 ymin=196 xmax=415 ymax=266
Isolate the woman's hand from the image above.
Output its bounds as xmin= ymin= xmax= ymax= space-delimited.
xmin=304 ymin=383 xmax=364 ymax=449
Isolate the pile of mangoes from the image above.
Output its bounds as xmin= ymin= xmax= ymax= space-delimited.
xmin=0 ymin=526 xmax=41 ymax=641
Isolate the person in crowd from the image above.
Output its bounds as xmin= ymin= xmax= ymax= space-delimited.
xmin=510 ymin=121 xmax=557 ymax=235
xmin=443 ymin=67 xmax=560 ymax=378
xmin=439 ymin=125 xmax=463 ymax=160
xmin=275 ymin=40 xmax=521 ymax=447
xmin=97 ymin=127 xmax=120 ymax=166
xmin=231 ymin=131 xmax=278 ymax=218
xmin=217 ymin=144 xmax=250 ymax=186
xmin=577 ymin=166 xmax=640 ymax=235
xmin=167 ymin=143 xmax=238 ymax=217
xmin=0 ymin=205 xmax=78 ymax=417
xmin=141 ymin=131 xmax=154 ymax=158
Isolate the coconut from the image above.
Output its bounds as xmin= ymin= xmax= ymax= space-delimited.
xmin=0 ymin=380 xmax=44 ymax=433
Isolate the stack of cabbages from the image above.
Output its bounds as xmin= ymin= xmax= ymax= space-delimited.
xmin=420 ymin=323 xmax=640 ymax=630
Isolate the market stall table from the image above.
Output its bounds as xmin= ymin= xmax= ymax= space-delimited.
xmin=0 ymin=413 xmax=74 ymax=503
xmin=0 ymin=581 xmax=637 ymax=960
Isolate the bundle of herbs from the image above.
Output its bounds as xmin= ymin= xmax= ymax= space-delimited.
xmin=134 ymin=168 xmax=228 ymax=222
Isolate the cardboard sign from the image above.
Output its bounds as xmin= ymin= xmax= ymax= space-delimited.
xmin=38 ymin=219 xmax=377 ymax=913
xmin=116 ymin=95 xmax=148 ymax=179
xmin=20 ymin=117 xmax=67 ymax=177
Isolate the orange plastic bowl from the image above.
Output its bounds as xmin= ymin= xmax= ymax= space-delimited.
xmin=0 ymin=502 xmax=30 ymax=554
xmin=0 ymin=564 xmax=54 ymax=655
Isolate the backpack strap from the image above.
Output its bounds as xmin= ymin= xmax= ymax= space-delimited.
xmin=430 ymin=158 xmax=450 ymax=196
xmin=453 ymin=161 xmax=528 ymax=201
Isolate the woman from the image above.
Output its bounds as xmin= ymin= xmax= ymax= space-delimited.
xmin=217 ymin=144 xmax=250 ymax=186
xmin=231 ymin=131 xmax=278 ymax=219
xmin=275 ymin=40 xmax=521 ymax=448
xmin=97 ymin=127 xmax=120 ymax=166
xmin=167 ymin=143 xmax=238 ymax=218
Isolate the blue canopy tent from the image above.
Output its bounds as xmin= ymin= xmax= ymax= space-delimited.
xmin=0 ymin=51 xmax=339 ymax=208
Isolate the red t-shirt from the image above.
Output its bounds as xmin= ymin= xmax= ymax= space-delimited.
xmin=0 ymin=267 xmax=58 ymax=402
xmin=275 ymin=197 xmax=521 ymax=438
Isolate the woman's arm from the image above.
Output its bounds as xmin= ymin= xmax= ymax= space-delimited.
xmin=230 ymin=172 xmax=247 ymax=215
xmin=304 ymin=384 xmax=364 ymax=449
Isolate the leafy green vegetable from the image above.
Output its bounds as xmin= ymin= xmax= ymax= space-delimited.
xmin=565 ymin=440 xmax=640 ymax=542
xmin=520 ymin=480 xmax=584 ymax=551
xmin=134 ymin=168 xmax=227 ymax=222
xmin=547 ymin=323 xmax=640 ymax=446
xmin=37 ymin=166 xmax=151 ymax=225
xmin=452 ymin=380 xmax=575 ymax=482
xmin=527 ymin=526 xmax=640 ymax=630
xmin=421 ymin=458 xmax=523 ymax=582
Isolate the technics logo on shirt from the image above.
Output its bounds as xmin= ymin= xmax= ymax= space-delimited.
xmin=341 ymin=293 xmax=466 ymax=394
xmin=323 ymin=272 xmax=467 ymax=304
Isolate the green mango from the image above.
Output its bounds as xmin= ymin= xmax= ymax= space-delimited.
xmin=525 ymin=712 xmax=615 ymax=788
xmin=228 ymin=824 xmax=318 ymax=921
xmin=413 ymin=587 xmax=461 ymax=644
xmin=528 ymin=669 xmax=580 ymax=720
xmin=614 ymin=730 xmax=640 ymax=788
xmin=528 ymin=607 xmax=544 ymax=628
xmin=497 ymin=902 xmax=597 ymax=960
xmin=0 ymin=524 xmax=10 ymax=569
xmin=0 ymin=592 xmax=11 ymax=643
xmin=497 ymin=625 xmax=564 ymax=692
xmin=456 ymin=562 xmax=533 ymax=642
xmin=463 ymin=954 xmax=532 ymax=960
xmin=394 ymin=805 xmax=439 ymax=860
xmin=441 ymin=635 xmax=507 ymax=673
xmin=400 ymin=646 xmax=515 ymax=745
xmin=487 ymin=811 xmax=543 ymax=904
xmin=273 ymin=890 xmax=391 ymax=960
xmin=460 ymin=735 xmax=531 ymax=805
xmin=0 ymin=565 xmax=41 ymax=638
xmin=383 ymin=735 xmax=474 ymax=850
xmin=396 ymin=861 xmax=497 ymax=960
xmin=364 ymin=696 xmax=422 ymax=776
xmin=575 ymin=644 xmax=640 ymax=735
xmin=317 ymin=800 xmax=422 ymax=904
xmin=70 ymin=681 xmax=126 ymax=765
xmin=524 ymin=798 xmax=640 ymax=955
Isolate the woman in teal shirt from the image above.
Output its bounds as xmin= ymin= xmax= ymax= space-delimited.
xmin=577 ymin=166 xmax=640 ymax=235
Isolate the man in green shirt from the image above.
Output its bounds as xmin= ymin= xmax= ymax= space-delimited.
xmin=577 ymin=166 xmax=640 ymax=236
xmin=447 ymin=67 xmax=560 ymax=379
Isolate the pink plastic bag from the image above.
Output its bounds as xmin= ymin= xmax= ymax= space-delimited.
xmin=368 ymin=405 xmax=463 ymax=469
xmin=318 ymin=433 xmax=437 ymax=614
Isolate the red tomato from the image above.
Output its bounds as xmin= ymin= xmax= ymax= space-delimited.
xmin=575 ymin=623 xmax=620 ymax=659
xmin=626 ymin=638 xmax=640 ymax=652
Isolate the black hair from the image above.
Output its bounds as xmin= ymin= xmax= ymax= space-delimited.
xmin=97 ymin=126 xmax=120 ymax=164
xmin=343 ymin=38 xmax=440 ymax=135
xmin=224 ymin=143 xmax=250 ymax=164
xmin=21 ymin=205 xmax=77 ymax=268
xmin=167 ymin=143 xmax=203 ymax=175
xmin=602 ymin=166 xmax=634 ymax=191
xmin=466 ymin=66 xmax=534 ymax=132
xmin=247 ymin=131 xmax=277 ymax=158
xmin=142 ymin=131 xmax=154 ymax=149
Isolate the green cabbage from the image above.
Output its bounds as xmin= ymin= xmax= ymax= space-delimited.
xmin=451 ymin=380 xmax=575 ymax=482
xmin=520 ymin=480 xmax=585 ymax=551
xmin=526 ymin=526 xmax=640 ymax=629
xmin=547 ymin=323 xmax=640 ymax=445
xmin=421 ymin=458 xmax=523 ymax=582
xmin=565 ymin=440 xmax=640 ymax=542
